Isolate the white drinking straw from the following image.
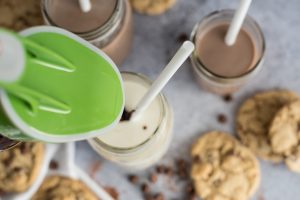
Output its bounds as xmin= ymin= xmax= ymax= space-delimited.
xmin=225 ymin=0 xmax=252 ymax=46
xmin=78 ymin=0 xmax=92 ymax=12
xmin=131 ymin=41 xmax=194 ymax=121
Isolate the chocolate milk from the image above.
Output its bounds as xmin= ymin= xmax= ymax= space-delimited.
xmin=46 ymin=0 xmax=117 ymax=33
xmin=196 ymin=24 xmax=258 ymax=77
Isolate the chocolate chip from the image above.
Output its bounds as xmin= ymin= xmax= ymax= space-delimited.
xmin=186 ymin=183 xmax=195 ymax=195
xmin=141 ymin=183 xmax=150 ymax=194
xmin=177 ymin=33 xmax=189 ymax=43
xmin=153 ymin=193 xmax=164 ymax=200
xmin=149 ymin=173 xmax=158 ymax=183
xmin=143 ymin=126 xmax=148 ymax=130
xmin=193 ymin=155 xmax=200 ymax=163
xmin=128 ymin=174 xmax=139 ymax=184
xmin=120 ymin=109 xmax=134 ymax=121
xmin=156 ymin=165 xmax=164 ymax=174
xmin=163 ymin=166 xmax=173 ymax=176
xmin=19 ymin=143 xmax=30 ymax=154
xmin=104 ymin=187 xmax=119 ymax=200
xmin=217 ymin=114 xmax=227 ymax=124
xmin=13 ymin=167 xmax=22 ymax=172
xmin=222 ymin=94 xmax=233 ymax=102
xmin=49 ymin=160 xmax=59 ymax=170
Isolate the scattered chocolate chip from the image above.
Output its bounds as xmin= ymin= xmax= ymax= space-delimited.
xmin=217 ymin=114 xmax=227 ymax=124
xmin=143 ymin=126 xmax=148 ymax=130
xmin=163 ymin=166 xmax=173 ymax=176
xmin=128 ymin=174 xmax=139 ymax=184
xmin=144 ymin=194 xmax=154 ymax=200
xmin=222 ymin=94 xmax=233 ymax=102
xmin=141 ymin=183 xmax=150 ymax=194
xmin=120 ymin=109 xmax=134 ymax=121
xmin=153 ymin=193 xmax=164 ymax=200
xmin=156 ymin=165 xmax=164 ymax=174
xmin=104 ymin=186 xmax=119 ymax=200
xmin=149 ymin=173 xmax=158 ymax=183
xmin=186 ymin=183 xmax=195 ymax=195
xmin=49 ymin=160 xmax=59 ymax=170
xmin=177 ymin=33 xmax=189 ymax=43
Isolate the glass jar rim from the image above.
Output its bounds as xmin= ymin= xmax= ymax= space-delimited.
xmin=41 ymin=0 xmax=124 ymax=41
xmin=190 ymin=9 xmax=266 ymax=83
xmin=91 ymin=71 xmax=167 ymax=153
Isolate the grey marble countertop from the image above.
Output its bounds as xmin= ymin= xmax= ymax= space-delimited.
xmin=76 ymin=0 xmax=300 ymax=199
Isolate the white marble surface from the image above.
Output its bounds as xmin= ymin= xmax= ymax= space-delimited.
xmin=76 ymin=0 xmax=300 ymax=199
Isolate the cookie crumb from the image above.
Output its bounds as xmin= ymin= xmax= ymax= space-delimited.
xmin=128 ymin=174 xmax=139 ymax=184
xmin=104 ymin=186 xmax=119 ymax=200
xmin=143 ymin=126 xmax=148 ymax=130
xmin=217 ymin=114 xmax=227 ymax=124
xmin=141 ymin=183 xmax=150 ymax=194
xmin=149 ymin=173 xmax=158 ymax=183
xmin=177 ymin=33 xmax=188 ymax=43
xmin=222 ymin=94 xmax=233 ymax=102
xmin=89 ymin=160 xmax=102 ymax=179
xmin=49 ymin=160 xmax=59 ymax=170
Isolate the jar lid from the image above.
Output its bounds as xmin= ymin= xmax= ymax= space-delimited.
xmin=43 ymin=0 xmax=118 ymax=33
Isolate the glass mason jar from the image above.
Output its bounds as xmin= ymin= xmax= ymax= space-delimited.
xmin=88 ymin=72 xmax=174 ymax=170
xmin=41 ymin=0 xmax=133 ymax=66
xmin=190 ymin=10 xmax=266 ymax=94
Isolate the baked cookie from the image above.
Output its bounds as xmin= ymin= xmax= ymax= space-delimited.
xmin=0 ymin=0 xmax=44 ymax=31
xmin=32 ymin=176 xmax=98 ymax=200
xmin=130 ymin=0 xmax=176 ymax=15
xmin=0 ymin=142 xmax=44 ymax=193
xmin=269 ymin=100 xmax=300 ymax=173
xmin=236 ymin=90 xmax=299 ymax=162
xmin=191 ymin=131 xmax=260 ymax=200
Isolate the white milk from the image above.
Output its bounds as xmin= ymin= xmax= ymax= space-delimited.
xmin=88 ymin=72 xmax=173 ymax=170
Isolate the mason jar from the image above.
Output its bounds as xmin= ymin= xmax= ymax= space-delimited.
xmin=41 ymin=0 xmax=133 ymax=66
xmin=88 ymin=72 xmax=174 ymax=170
xmin=190 ymin=10 xmax=266 ymax=94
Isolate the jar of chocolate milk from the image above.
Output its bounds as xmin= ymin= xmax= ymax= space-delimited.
xmin=42 ymin=0 xmax=133 ymax=66
xmin=190 ymin=10 xmax=265 ymax=94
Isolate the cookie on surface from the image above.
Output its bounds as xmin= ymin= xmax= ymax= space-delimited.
xmin=0 ymin=0 xmax=44 ymax=31
xmin=130 ymin=0 xmax=176 ymax=15
xmin=236 ymin=90 xmax=299 ymax=162
xmin=0 ymin=142 xmax=44 ymax=193
xmin=32 ymin=175 xmax=98 ymax=200
xmin=191 ymin=131 xmax=260 ymax=200
xmin=269 ymin=100 xmax=300 ymax=173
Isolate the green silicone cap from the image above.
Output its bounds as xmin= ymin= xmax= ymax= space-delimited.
xmin=0 ymin=26 xmax=124 ymax=143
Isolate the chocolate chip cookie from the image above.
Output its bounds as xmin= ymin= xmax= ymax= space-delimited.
xmin=269 ymin=100 xmax=300 ymax=173
xmin=130 ymin=0 xmax=176 ymax=15
xmin=236 ymin=90 xmax=299 ymax=162
xmin=191 ymin=131 xmax=260 ymax=200
xmin=0 ymin=142 xmax=44 ymax=193
xmin=0 ymin=0 xmax=44 ymax=31
xmin=32 ymin=176 xmax=98 ymax=200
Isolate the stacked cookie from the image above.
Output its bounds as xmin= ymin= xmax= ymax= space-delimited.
xmin=191 ymin=131 xmax=260 ymax=200
xmin=0 ymin=142 xmax=44 ymax=193
xmin=237 ymin=90 xmax=300 ymax=172
xmin=32 ymin=176 xmax=98 ymax=200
